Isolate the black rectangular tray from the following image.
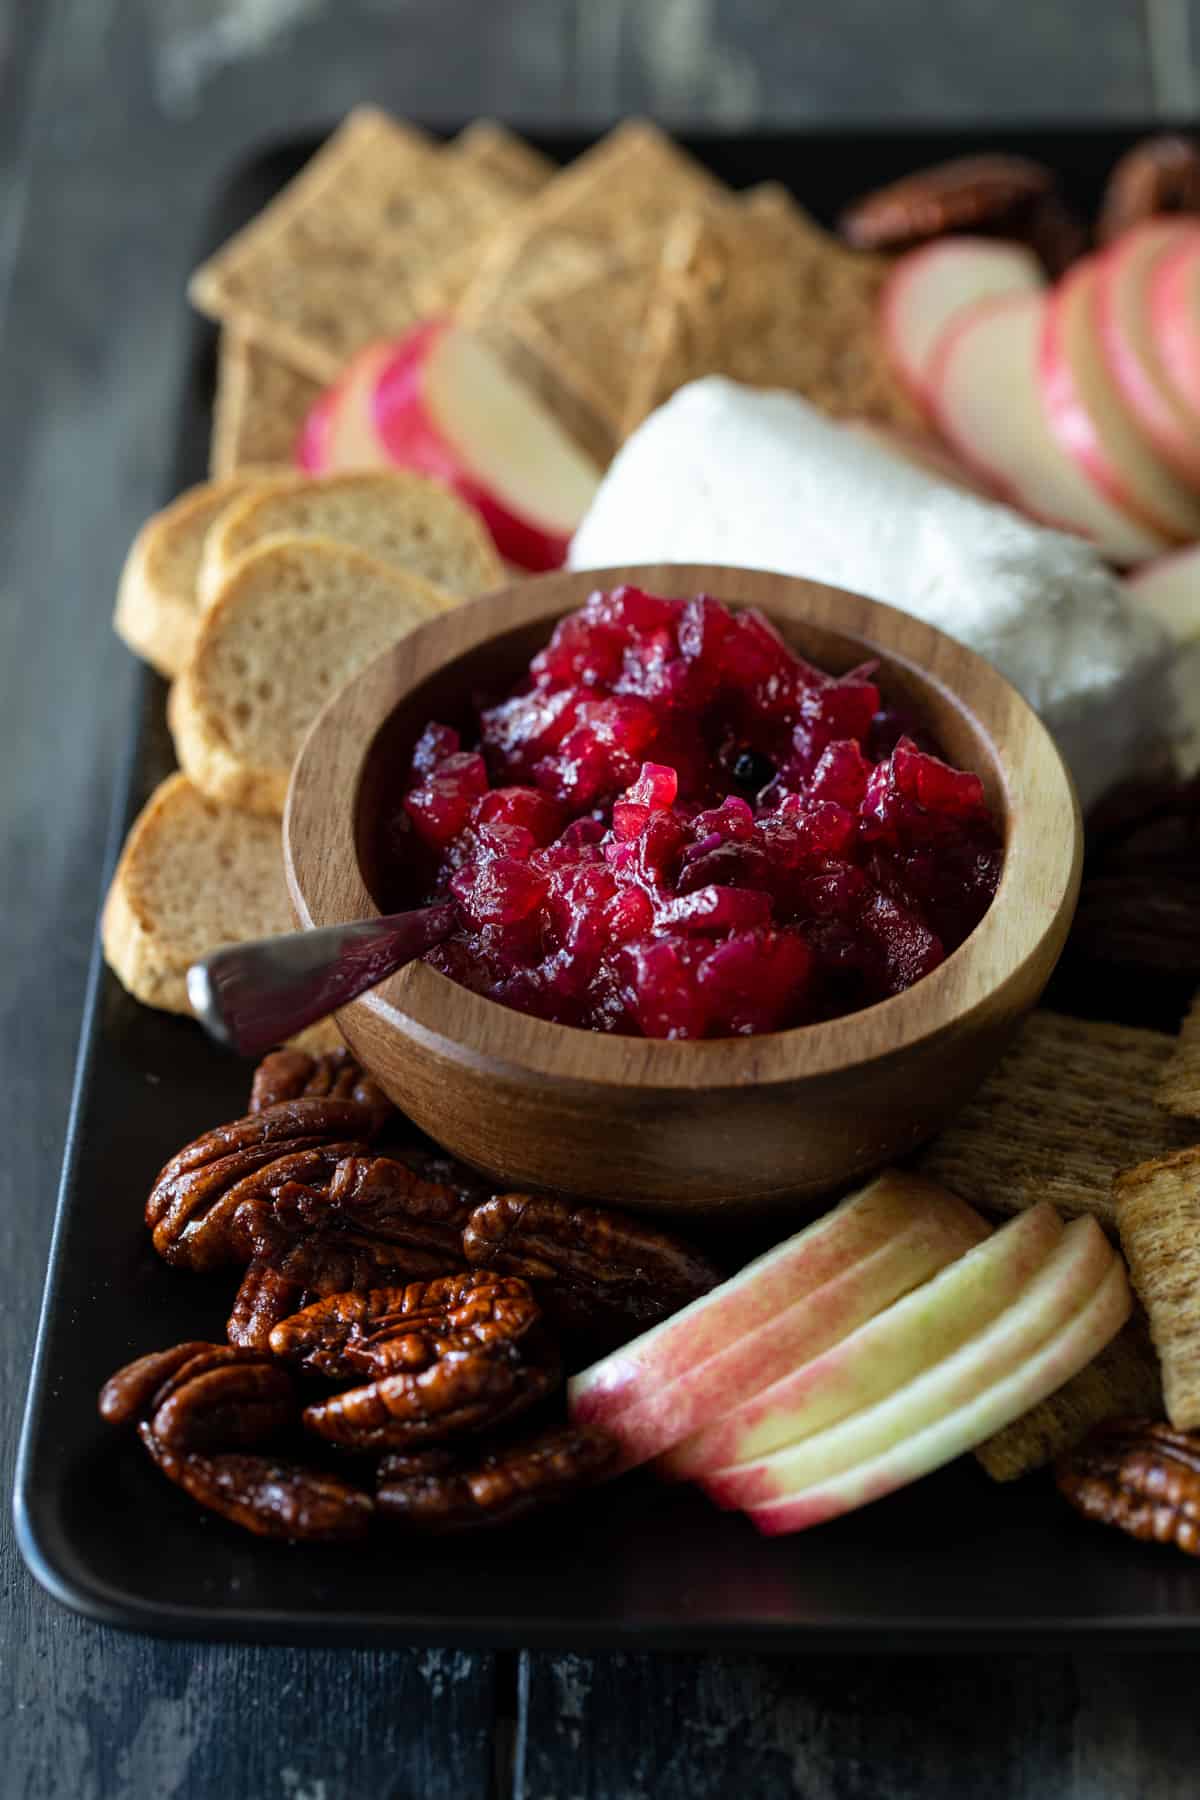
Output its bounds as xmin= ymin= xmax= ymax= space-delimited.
xmin=16 ymin=123 xmax=1200 ymax=1648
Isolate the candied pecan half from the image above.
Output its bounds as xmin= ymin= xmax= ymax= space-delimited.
xmin=302 ymin=1329 xmax=560 ymax=1453
xmin=99 ymin=1341 xmax=216 ymax=1424
xmin=250 ymin=1047 xmax=392 ymax=1131
xmin=146 ymin=1100 xmax=377 ymax=1267
xmin=324 ymin=1154 xmax=477 ymax=1259
xmin=150 ymin=1140 xmax=365 ymax=1272
xmin=1057 ymin=1418 xmax=1200 ymax=1556
xmin=228 ymin=1233 xmax=455 ymax=1349
xmin=462 ymin=1193 xmax=721 ymax=1346
xmin=139 ymin=1424 xmax=373 ymax=1541
xmin=375 ymin=1422 xmax=619 ymax=1532
xmin=839 ymin=154 xmax=1054 ymax=250
xmin=270 ymin=1274 xmax=540 ymax=1379
xmin=1097 ymin=136 xmax=1200 ymax=244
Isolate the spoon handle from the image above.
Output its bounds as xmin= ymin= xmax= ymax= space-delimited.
xmin=186 ymin=903 xmax=458 ymax=1058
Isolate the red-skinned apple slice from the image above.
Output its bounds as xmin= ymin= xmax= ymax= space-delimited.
xmin=372 ymin=319 xmax=602 ymax=571
xmin=840 ymin=420 xmax=998 ymax=497
xmin=582 ymin=1199 xmax=992 ymax=1471
xmin=659 ymin=1203 xmax=1063 ymax=1483
xmin=1149 ymin=235 xmax=1200 ymax=425
xmin=567 ymin=1173 xmax=988 ymax=1430
xmin=744 ymin=1258 xmax=1129 ymax=1535
xmin=701 ymin=1214 xmax=1119 ymax=1512
xmin=1041 ymin=255 xmax=1200 ymax=542
xmin=1094 ymin=219 xmax=1200 ymax=490
xmin=930 ymin=294 xmax=1167 ymax=563
xmin=299 ymin=341 xmax=395 ymax=474
xmin=1126 ymin=542 xmax=1200 ymax=640
xmin=880 ymin=236 xmax=1044 ymax=413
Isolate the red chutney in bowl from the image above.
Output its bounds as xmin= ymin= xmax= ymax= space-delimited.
xmin=385 ymin=587 xmax=1003 ymax=1038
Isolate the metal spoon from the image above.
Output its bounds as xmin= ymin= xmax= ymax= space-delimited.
xmin=186 ymin=902 xmax=458 ymax=1058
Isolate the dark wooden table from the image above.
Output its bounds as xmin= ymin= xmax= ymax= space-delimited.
xmin=5 ymin=2 xmax=1200 ymax=1793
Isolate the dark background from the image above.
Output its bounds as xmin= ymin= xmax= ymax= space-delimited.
xmin=5 ymin=1 xmax=1200 ymax=1794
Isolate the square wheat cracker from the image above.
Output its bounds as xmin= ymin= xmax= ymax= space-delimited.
xmin=915 ymin=1011 xmax=1191 ymax=1229
xmin=210 ymin=330 xmax=321 ymax=476
xmin=1157 ymin=988 xmax=1200 ymax=1117
xmin=1115 ymin=1144 xmax=1200 ymax=1429
xmin=446 ymin=121 xmax=555 ymax=197
xmin=190 ymin=107 xmax=529 ymax=380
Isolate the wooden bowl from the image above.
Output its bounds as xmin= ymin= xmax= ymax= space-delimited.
xmin=285 ymin=564 xmax=1081 ymax=1214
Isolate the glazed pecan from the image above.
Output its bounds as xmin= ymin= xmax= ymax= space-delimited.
xmin=99 ymin=1341 xmax=216 ymax=1425
xmin=1097 ymin=135 xmax=1200 ymax=244
xmin=322 ymin=1154 xmax=477 ymax=1259
xmin=150 ymin=1140 xmax=365 ymax=1272
xmin=1056 ymin=1418 xmax=1200 ymax=1555
xmin=100 ymin=1342 xmax=296 ymax=1450
xmin=302 ymin=1328 xmax=560 ymax=1453
xmin=1024 ymin=192 xmax=1089 ymax=277
xmin=145 ymin=1100 xmax=376 ymax=1268
xmin=250 ymin=1047 xmax=392 ymax=1131
xmin=228 ymin=1232 xmax=455 ymax=1349
xmin=269 ymin=1274 xmax=540 ymax=1379
xmin=1070 ymin=873 xmax=1200 ymax=977
xmin=375 ymin=1422 xmax=619 ymax=1532
xmin=139 ymin=1424 xmax=373 ymax=1542
xmin=839 ymin=154 xmax=1054 ymax=250
xmin=462 ymin=1193 xmax=721 ymax=1346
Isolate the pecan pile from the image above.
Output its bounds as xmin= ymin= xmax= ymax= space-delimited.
xmin=101 ymin=1048 xmax=719 ymax=1541
xmin=839 ymin=133 xmax=1200 ymax=275
xmin=1057 ymin=1417 xmax=1200 ymax=1557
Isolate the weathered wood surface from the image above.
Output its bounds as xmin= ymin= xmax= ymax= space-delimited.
xmin=1 ymin=1 xmax=1197 ymax=1796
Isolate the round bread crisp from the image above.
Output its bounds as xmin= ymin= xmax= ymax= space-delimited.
xmin=197 ymin=468 xmax=505 ymax=607
xmin=100 ymin=769 xmax=340 ymax=1056
xmin=114 ymin=471 xmax=286 ymax=678
xmin=170 ymin=536 xmax=455 ymax=816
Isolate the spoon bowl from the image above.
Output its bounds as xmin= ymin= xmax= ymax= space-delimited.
xmin=285 ymin=563 xmax=1082 ymax=1214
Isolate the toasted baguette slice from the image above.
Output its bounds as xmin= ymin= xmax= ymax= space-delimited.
xmin=171 ymin=537 xmax=454 ymax=815
xmin=198 ymin=469 xmax=504 ymax=606
xmin=101 ymin=769 xmax=340 ymax=1062
xmin=114 ymin=473 xmax=285 ymax=677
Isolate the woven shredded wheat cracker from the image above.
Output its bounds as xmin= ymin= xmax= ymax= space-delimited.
xmin=446 ymin=121 xmax=555 ymax=197
xmin=1115 ymin=1144 xmax=1200 ymax=1429
xmin=1157 ymin=988 xmax=1200 ymax=1117
xmin=622 ymin=183 xmax=921 ymax=438
xmin=915 ymin=1011 xmax=1191 ymax=1229
xmin=190 ymin=107 xmax=525 ymax=380
xmin=210 ymin=330 xmax=321 ymax=477
xmin=974 ymin=1313 xmax=1163 ymax=1481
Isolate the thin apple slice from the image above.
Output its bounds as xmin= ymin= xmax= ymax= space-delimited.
xmin=588 ymin=1200 xmax=991 ymax=1471
xmin=839 ymin=420 xmax=998 ymax=497
xmin=880 ymin=236 xmax=1044 ymax=413
xmin=373 ymin=319 xmax=602 ymax=571
xmin=1126 ymin=543 xmax=1200 ymax=640
xmin=1149 ymin=235 xmax=1200 ymax=425
xmin=661 ymin=1203 xmax=1063 ymax=1482
xmin=701 ymin=1214 xmax=1117 ymax=1511
xmin=299 ymin=341 xmax=395 ymax=474
xmin=930 ymin=294 xmax=1167 ymax=563
xmin=1095 ymin=219 xmax=1200 ymax=491
xmin=745 ymin=1258 xmax=1130 ymax=1535
xmin=567 ymin=1173 xmax=988 ymax=1429
xmin=1042 ymin=255 xmax=1200 ymax=543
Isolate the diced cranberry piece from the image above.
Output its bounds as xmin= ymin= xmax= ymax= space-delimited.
xmin=586 ymin=584 xmax=680 ymax=636
xmin=808 ymin=740 xmax=871 ymax=810
xmin=789 ymin=677 xmax=880 ymax=775
xmin=625 ymin=762 xmax=679 ymax=810
xmin=530 ymin=612 xmax=626 ymax=690
xmin=450 ymin=856 xmax=549 ymax=927
xmin=612 ymin=802 xmax=651 ymax=842
xmin=697 ymin=928 xmax=813 ymax=1034
xmin=676 ymin=837 xmax=772 ymax=895
xmin=403 ymin=751 xmax=490 ymax=851
xmin=626 ymin=937 xmax=710 ymax=1039
xmin=480 ymin=686 xmax=583 ymax=778
xmin=893 ymin=740 xmax=988 ymax=820
xmin=607 ymin=886 xmax=654 ymax=942
xmin=473 ymin=786 xmax=564 ymax=846
xmin=410 ymin=722 xmax=461 ymax=779
xmin=559 ymin=817 xmax=606 ymax=850
xmin=690 ymin=796 xmax=755 ymax=843
xmin=677 ymin=595 xmax=733 ymax=682
xmin=858 ymin=891 xmax=944 ymax=995
xmin=656 ymin=885 xmax=773 ymax=933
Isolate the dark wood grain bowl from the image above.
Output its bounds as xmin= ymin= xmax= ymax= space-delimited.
xmin=284 ymin=563 xmax=1082 ymax=1216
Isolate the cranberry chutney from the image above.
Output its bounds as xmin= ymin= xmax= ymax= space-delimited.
xmin=383 ymin=587 xmax=1003 ymax=1039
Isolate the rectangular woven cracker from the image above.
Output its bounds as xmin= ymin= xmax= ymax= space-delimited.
xmin=621 ymin=182 xmax=922 ymax=437
xmin=446 ymin=121 xmax=555 ymax=198
xmin=974 ymin=1313 xmax=1163 ymax=1482
xmin=457 ymin=119 xmax=729 ymax=325
xmin=210 ymin=330 xmax=321 ymax=476
xmin=190 ymin=107 xmax=525 ymax=380
xmin=1115 ymin=1143 xmax=1200 ymax=1428
xmin=915 ymin=1011 xmax=1191 ymax=1229
xmin=1157 ymin=988 xmax=1200 ymax=1117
